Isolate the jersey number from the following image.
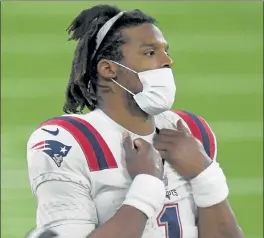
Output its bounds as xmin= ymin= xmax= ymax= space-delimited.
xmin=157 ymin=203 xmax=182 ymax=238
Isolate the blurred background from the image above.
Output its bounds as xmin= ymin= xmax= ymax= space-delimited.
xmin=1 ymin=1 xmax=263 ymax=238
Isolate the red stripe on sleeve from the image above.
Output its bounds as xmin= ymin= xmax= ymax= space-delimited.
xmin=71 ymin=117 xmax=117 ymax=168
xmin=198 ymin=116 xmax=216 ymax=160
xmin=40 ymin=119 xmax=100 ymax=171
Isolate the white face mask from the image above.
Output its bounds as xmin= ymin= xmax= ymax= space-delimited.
xmin=110 ymin=61 xmax=176 ymax=116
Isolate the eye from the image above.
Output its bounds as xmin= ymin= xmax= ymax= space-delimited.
xmin=144 ymin=50 xmax=155 ymax=57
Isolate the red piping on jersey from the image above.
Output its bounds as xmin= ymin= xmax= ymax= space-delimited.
xmin=198 ymin=116 xmax=216 ymax=160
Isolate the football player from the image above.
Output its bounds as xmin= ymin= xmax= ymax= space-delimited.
xmin=26 ymin=5 xmax=244 ymax=238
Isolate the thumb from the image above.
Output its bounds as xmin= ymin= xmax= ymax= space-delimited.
xmin=122 ymin=131 xmax=133 ymax=152
xmin=177 ymin=119 xmax=190 ymax=133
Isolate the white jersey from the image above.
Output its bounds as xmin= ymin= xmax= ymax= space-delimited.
xmin=27 ymin=109 xmax=217 ymax=238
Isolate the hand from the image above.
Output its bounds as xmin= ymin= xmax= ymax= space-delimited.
xmin=123 ymin=132 xmax=163 ymax=180
xmin=153 ymin=120 xmax=211 ymax=179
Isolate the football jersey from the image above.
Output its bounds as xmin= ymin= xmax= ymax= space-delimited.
xmin=27 ymin=109 xmax=217 ymax=238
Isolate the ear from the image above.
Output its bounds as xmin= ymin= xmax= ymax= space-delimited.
xmin=97 ymin=59 xmax=117 ymax=79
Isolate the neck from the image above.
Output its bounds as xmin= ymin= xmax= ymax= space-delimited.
xmin=98 ymin=105 xmax=154 ymax=136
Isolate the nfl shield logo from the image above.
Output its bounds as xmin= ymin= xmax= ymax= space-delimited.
xmin=163 ymin=174 xmax=168 ymax=188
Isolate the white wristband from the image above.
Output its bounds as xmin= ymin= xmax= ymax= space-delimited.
xmin=123 ymin=174 xmax=166 ymax=218
xmin=190 ymin=161 xmax=229 ymax=208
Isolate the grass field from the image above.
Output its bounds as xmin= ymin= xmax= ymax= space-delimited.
xmin=1 ymin=1 xmax=263 ymax=238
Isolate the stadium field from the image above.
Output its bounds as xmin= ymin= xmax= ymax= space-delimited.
xmin=1 ymin=2 xmax=263 ymax=238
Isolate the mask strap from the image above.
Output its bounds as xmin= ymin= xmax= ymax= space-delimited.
xmin=110 ymin=78 xmax=135 ymax=96
xmin=110 ymin=60 xmax=138 ymax=74
xmin=109 ymin=61 xmax=138 ymax=96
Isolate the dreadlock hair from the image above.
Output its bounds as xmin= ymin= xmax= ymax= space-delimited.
xmin=63 ymin=5 xmax=156 ymax=114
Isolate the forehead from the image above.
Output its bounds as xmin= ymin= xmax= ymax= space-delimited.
xmin=121 ymin=23 xmax=168 ymax=48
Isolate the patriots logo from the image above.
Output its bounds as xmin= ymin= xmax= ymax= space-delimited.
xmin=31 ymin=140 xmax=72 ymax=167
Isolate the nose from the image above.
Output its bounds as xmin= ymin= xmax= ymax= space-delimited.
xmin=161 ymin=53 xmax=173 ymax=68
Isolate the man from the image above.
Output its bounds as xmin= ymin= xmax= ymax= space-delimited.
xmin=26 ymin=4 xmax=244 ymax=238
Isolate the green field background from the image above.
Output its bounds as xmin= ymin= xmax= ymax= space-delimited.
xmin=1 ymin=2 xmax=263 ymax=238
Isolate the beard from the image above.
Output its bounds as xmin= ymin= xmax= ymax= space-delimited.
xmin=125 ymin=90 xmax=150 ymax=120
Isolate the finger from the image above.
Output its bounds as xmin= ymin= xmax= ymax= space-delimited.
xmin=153 ymin=140 xmax=171 ymax=151
xmin=159 ymin=129 xmax=187 ymax=139
xmin=159 ymin=128 xmax=178 ymax=136
xmin=122 ymin=131 xmax=134 ymax=152
xmin=154 ymin=134 xmax=175 ymax=143
xmin=177 ymin=119 xmax=190 ymax=133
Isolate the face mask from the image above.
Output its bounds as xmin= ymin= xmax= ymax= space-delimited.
xmin=110 ymin=61 xmax=176 ymax=116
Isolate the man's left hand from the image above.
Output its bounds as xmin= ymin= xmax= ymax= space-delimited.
xmin=153 ymin=120 xmax=211 ymax=179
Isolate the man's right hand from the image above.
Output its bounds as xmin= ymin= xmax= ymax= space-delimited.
xmin=123 ymin=131 xmax=163 ymax=180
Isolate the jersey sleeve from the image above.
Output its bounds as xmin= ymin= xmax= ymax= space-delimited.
xmin=27 ymin=118 xmax=98 ymax=228
xmin=172 ymin=110 xmax=217 ymax=161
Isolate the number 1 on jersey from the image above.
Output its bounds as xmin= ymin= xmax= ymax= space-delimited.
xmin=157 ymin=203 xmax=182 ymax=238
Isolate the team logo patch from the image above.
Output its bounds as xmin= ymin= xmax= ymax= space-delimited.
xmin=31 ymin=140 xmax=72 ymax=167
